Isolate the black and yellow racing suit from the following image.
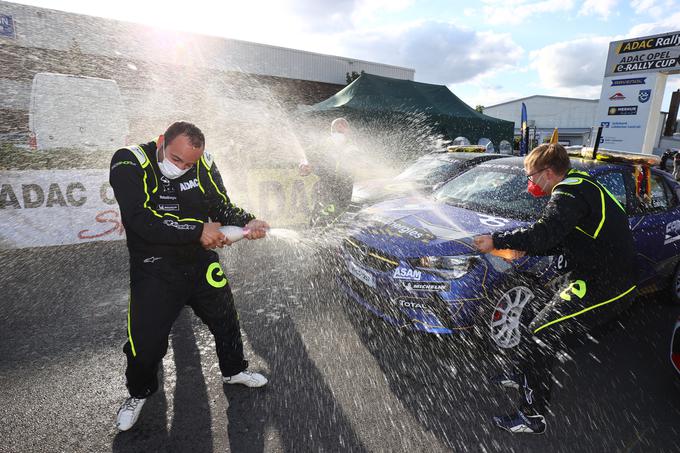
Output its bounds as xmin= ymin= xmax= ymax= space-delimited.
xmin=492 ymin=168 xmax=637 ymax=412
xmin=110 ymin=140 xmax=254 ymax=398
xmin=308 ymin=140 xmax=355 ymax=227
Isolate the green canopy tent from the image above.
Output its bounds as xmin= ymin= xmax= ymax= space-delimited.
xmin=306 ymin=73 xmax=514 ymax=149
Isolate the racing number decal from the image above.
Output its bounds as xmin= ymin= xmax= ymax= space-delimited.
xmin=478 ymin=214 xmax=510 ymax=228
xmin=206 ymin=262 xmax=228 ymax=288
xmin=556 ymin=254 xmax=568 ymax=270
xmin=560 ymin=280 xmax=587 ymax=301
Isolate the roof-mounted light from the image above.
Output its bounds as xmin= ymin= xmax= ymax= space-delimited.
xmin=565 ymin=146 xmax=660 ymax=166
xmin=447 ymin=145 xmax=486 ymax=153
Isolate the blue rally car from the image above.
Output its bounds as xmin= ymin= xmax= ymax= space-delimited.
xmin=338 ymin=150 xmax=680 ymax=348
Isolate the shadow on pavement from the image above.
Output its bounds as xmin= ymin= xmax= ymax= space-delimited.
xmin=223 ymin=313 xmax=368 ymax=453
xmin=344 ymin=294 xmax=680 ymax=452
xmin=112 ymin=309 xmax=214 ymax=453
xmin=219 ymin=241 xmax=368 ymax=453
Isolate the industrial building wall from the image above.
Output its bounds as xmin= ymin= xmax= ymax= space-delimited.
xmin=0 ymin=44 xmax=345 ymax=141
xmin=0 ymin=1 xmax=414 ymax=85
xmin=0 ymin=0 xmax=413 ymax=145
xmin=484 ymin=97 xmax=598 ymax=129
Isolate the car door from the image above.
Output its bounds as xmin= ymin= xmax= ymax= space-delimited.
xmin=595 ymin=169 xmax=658 ymax=287
xmin=627 ymin=170 xmax=680 ymax=288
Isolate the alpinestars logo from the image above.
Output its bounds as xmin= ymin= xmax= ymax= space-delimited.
xmin=161 ymin=176 xmax=175 ymax=194
xmin=180 ymin=179 xmax=199 ymax=191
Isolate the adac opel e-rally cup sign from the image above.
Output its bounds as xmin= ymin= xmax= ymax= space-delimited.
xmin=604 ymin=32 xmax=680 ymax=77
xmin=595 ymin=31 xmax=680 ymax=154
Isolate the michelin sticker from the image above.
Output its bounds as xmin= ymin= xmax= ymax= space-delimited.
xmin=393 ymin=267 xmax=422 ymax=280
xmin=402 ymin=281 xmax=451 ymax=292
xmin=664 ymin=220 xmax=680 ymax=245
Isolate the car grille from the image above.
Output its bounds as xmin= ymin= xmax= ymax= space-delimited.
xmin=342 ymin=273 xmax=407 ymax=321
xmin=342 ymin=238 xmax=400 ymax=272
xmin=342 ymin=272 xmax=456 ymax=328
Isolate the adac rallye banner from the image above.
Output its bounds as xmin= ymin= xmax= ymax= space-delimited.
xmin=0 ymin=169 xmax=319 ymax=249
xmin=0 ymin=169 xmax=124 ymax=249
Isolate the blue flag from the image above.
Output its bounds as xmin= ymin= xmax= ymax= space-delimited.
xmin=520 ymin=102 xmax=528 ymax=156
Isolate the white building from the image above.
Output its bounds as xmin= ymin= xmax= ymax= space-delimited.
xmin=484 ymin=95 xmax=599 ymax=146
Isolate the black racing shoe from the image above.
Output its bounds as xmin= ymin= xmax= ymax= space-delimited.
xmin=490 ymin=372 xmax=525 ymax=390
xmin=492 ymin=410 xmax=546 ymax=434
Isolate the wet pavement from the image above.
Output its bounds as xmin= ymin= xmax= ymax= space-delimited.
xmin=1 ymin=239 xmax=679 ymax=453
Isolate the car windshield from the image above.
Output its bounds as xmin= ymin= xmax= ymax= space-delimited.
xmin=394 ymin=155 xmax=464 ymax=185
xmin=433 ymin=164 xmax=549 ymax=221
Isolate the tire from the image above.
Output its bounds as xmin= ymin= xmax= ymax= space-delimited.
xmin=669 ymin=262 xmax=680 ymax=306
xmin=671 ymin=317 xmax=680 ymax=375
xmin=487 ymin=281 xmax=539 ymax=350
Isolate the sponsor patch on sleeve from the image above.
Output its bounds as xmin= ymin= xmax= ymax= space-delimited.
xmin=202 ymin=150 xmax=214 ymax=168
xmin=126 ymin=145 xmax=148 ymax=167
xmin=111 ymin=160 xmax=138 ymax=170
xmin=559 ymin=177 xmax=581 ymax=185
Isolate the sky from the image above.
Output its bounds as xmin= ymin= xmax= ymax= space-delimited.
xmin=10 ymin=0 xmax=680 ymax=109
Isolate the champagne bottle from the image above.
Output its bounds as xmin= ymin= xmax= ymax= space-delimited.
xmin=219 ymin=226 xmax=250 ymax=242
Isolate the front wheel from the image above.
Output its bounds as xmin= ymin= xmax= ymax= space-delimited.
xmin=489 ymin=285 xmax=536 ymax=349
xmin=669 ymin=262 xmax=680 ymax=305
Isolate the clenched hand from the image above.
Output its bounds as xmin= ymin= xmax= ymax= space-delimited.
xmin=473 ymin=235 xmax=495 ymax=253
xmin=245 ymin=219 xmax=270 ymax=240
xmin=200 ymin=222 xmax=232 ymax=249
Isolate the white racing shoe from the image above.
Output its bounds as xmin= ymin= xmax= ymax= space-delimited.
xmin=222 ymin=370 xmax=268 ymax=388
xmin=116 ymin=397 xmax=146 ymax=431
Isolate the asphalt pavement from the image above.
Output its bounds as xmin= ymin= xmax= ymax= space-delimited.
xmin=1 ymin=239 xmax=679 ymax=453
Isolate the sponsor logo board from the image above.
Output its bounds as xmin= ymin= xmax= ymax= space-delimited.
xmin=393 ymin=267 xmax=422 ymax=280
xmin=611 ymin=77 xmax=647 ymax=86
xmin=607 ymin=105 xmax=638 ymax=115
xmin=638 ymin=89 xmax=652 ymax=103
xmin=402 ymin=281 xmax=451 ymax=292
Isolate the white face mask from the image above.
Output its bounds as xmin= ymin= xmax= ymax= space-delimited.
xmin=331 ymin=132 xmax=347 ymax=145
xmin=158 ymin=142 xmax=191 ymax=180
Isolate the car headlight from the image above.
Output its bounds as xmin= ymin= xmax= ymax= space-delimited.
xmin=408 ymin=255 xmax=479 ymax=279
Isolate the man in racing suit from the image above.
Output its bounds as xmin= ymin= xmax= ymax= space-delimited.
xmin=299 ymin=117 xmax=357 ymax=227
xmin=110 ymin=121 xmax=269 ymax=431
xmin=474 ymin=143 xmax=636 ymax=434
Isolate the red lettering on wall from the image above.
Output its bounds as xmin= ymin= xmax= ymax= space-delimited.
xmin=77 ymin=210 xmax=124 ymax=239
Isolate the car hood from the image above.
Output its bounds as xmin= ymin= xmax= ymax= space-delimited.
xmin=350 ymin=196 xmax=528 ymax=258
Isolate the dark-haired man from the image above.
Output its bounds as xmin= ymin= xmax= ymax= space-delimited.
xmin=474 ymin=143 xmax=636 ymax=434
xmin=110 ymin=121 xmax=269 ymax=431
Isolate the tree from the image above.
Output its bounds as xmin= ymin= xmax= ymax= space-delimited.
xmin=346 ymin=70 xmax=365 ymax=85
xmin=475 ymin=105 xmax=484 ymax=113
